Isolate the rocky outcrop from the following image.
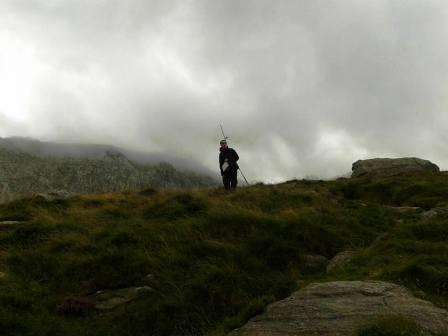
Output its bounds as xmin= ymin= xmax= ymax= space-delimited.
xmin=352 ymin=158 xmax=440 ymax=178
xmin=229 ymin=281 xmax=448 ymax=336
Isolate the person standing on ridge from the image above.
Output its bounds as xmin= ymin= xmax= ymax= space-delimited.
xmin=219 ymin=139 xmax=239 ymax=192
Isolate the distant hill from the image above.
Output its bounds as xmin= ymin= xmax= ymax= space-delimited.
xmin=0 ymin=147 xmax=218 ymax=196
xmin=0 ymin=137 xmax=215 ymax=176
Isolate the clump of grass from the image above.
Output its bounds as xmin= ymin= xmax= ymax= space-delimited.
xmin=329 ymin=175 xmax=448 ymax=209
xmin=143 ymin=192 xmax=207 ymax=220
xmin=219 ymin=295 xmax=275 ymax=333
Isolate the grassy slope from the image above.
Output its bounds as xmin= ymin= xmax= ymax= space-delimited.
xmin=0 ymin=176 xmax=446 ymax=335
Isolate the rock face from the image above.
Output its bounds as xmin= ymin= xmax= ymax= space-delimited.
xmin=229 ymin=281 xmax=448 ymax=336
xmin=352 ymin=158 xmax=440 ymax=178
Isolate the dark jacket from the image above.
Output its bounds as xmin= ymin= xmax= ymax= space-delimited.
xmin=219 ymin=147 xmax=239 ymax=175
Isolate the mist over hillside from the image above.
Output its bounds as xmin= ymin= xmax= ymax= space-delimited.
xmin=0 ymin=144 xmax=218 ymax=198
xmin=0 ymin=137 xmax=216 ymax=177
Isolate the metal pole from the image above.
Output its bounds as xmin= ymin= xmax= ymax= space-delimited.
xmin=239 ymin=168 xmax=249 ymax=185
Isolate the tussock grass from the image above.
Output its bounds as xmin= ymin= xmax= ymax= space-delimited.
xmin=0 ymin=175 xmax=446 ymax=335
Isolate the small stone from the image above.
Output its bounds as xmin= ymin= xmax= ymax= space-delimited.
xmin=326 ymin=251 xmax=356 ymax=273
xmin=136 ymin=286 xmax=153 ymax=293
xmin=301 ymin=254 xmax=328 ymax=272
xmin=421 ymin=206 xmax=448 ymax=219
xmin=57 ymin=297 xmax=95 ymax=316
xmin=372 ymin=233 xmax=388 ymax=245
xmin=387 ymin=206 xmax=423 ymax=213
xmin=91 ymin=286 xmax=153 ymax=310
xmin=0 ymin=221 xmax=27 ymax=230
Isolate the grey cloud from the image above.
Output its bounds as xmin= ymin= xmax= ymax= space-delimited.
xmin=1 ymin=0 xmax=448 ymax=182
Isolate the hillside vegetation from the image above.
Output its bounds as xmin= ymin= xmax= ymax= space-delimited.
xmin=0 ymin=148 xmax=218 ymax=198
xmin=0 ymin=175 xmax=447 ymax=335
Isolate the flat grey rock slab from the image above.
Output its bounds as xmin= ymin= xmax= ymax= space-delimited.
xmin=229 ymin=281 xmax=448 ymax=336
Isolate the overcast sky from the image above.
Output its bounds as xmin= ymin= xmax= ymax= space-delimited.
xmin=1 ymin=0 xmax=448 ymax=182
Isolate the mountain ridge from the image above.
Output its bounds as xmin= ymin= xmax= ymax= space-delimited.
xmin=0 ymin=146 xmax=218 ymax=198
xmin=0 ymin=136 xmax=215 ymax=176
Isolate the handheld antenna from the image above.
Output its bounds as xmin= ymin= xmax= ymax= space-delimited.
xmin=220 ymin=124 xmax=229 ymax=141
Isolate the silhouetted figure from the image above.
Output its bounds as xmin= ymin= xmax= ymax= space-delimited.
xmin=219 ymin=139 xmax=239 ymax=192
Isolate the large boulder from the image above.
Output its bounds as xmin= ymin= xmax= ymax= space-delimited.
xmin=229 ymin=281 xmax=448 ymax=336
xmin=352 ymin=158 xmax=440 ymax=178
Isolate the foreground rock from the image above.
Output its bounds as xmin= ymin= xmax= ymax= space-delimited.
xmin=352 ymin=158 xmax=440 ymax=178
xmin=229 ymin=281 xmax=448 ymax=336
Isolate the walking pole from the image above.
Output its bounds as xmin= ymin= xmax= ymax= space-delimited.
xmin=239 ymin=168 xmax=249 ymax=185
xmin=219 ymin=124 xmax=249 ymax=186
